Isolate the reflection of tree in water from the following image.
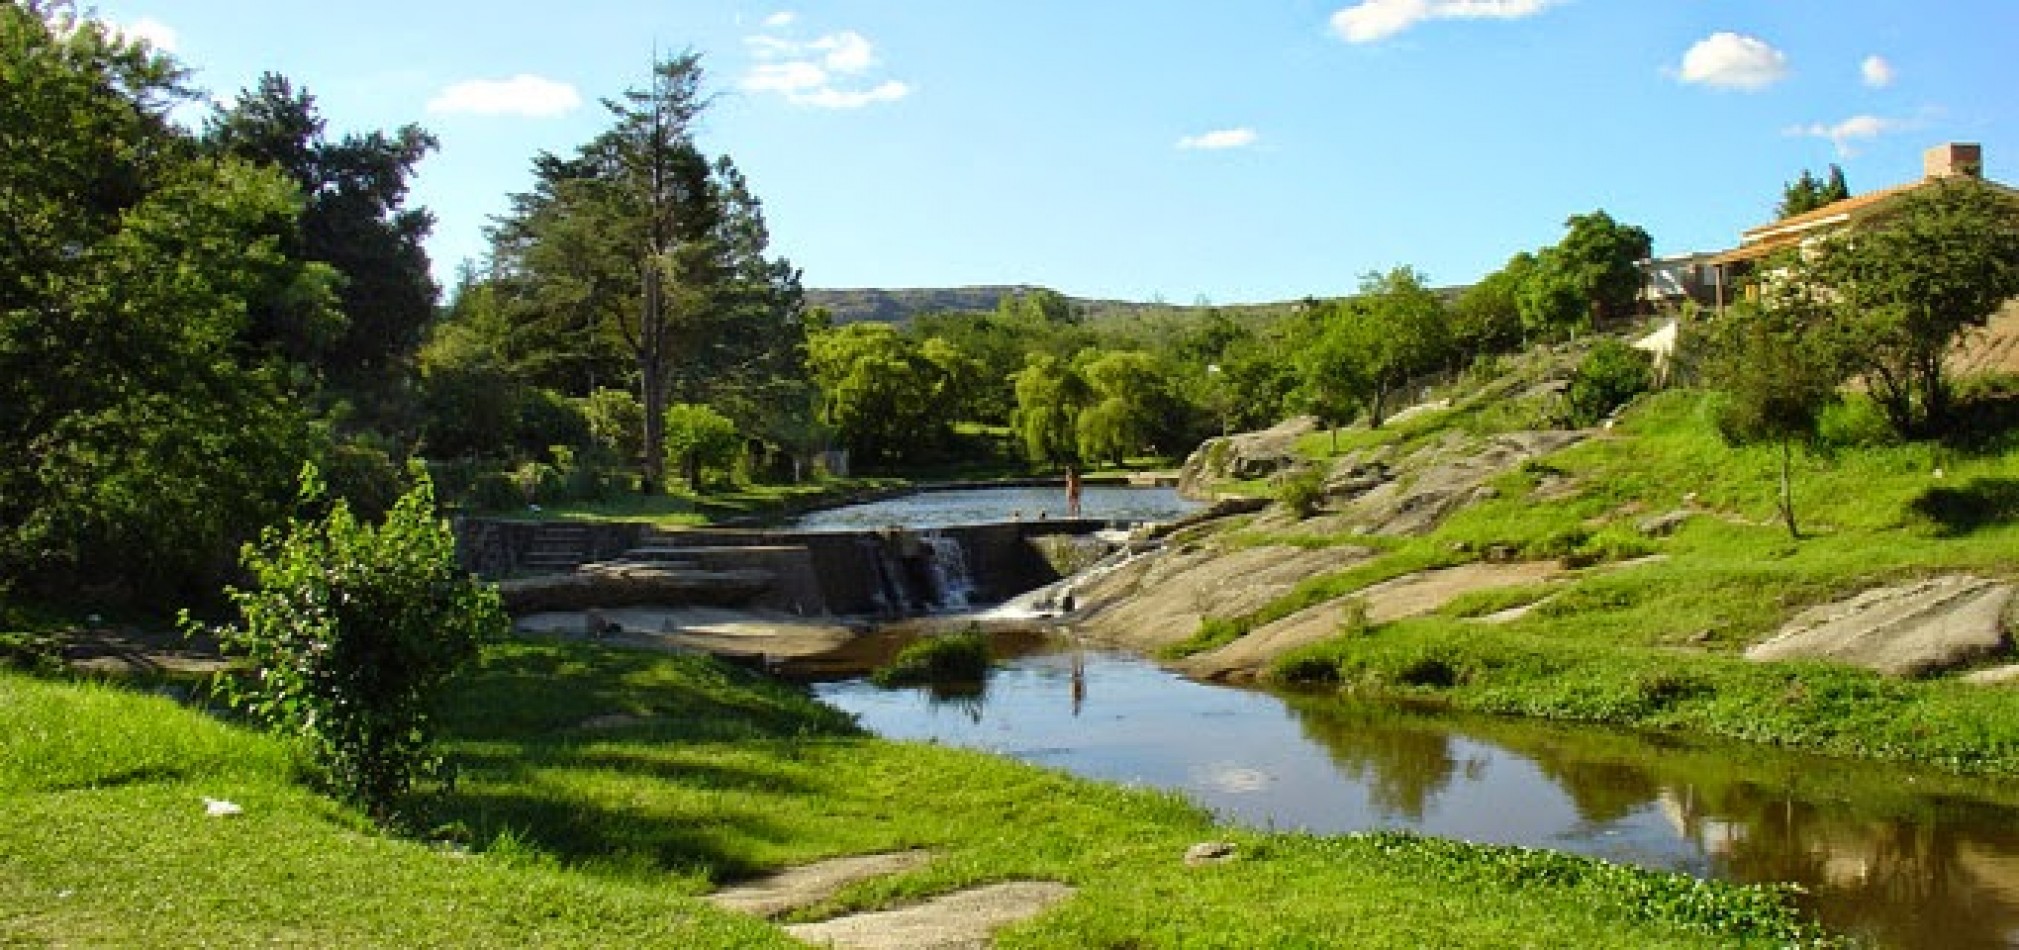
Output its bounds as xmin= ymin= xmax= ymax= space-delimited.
xmin=1521 ymin=752 xmax=1662 ymax=824
xmin=1287 ymin=702 xmax=1470 ymax=820
xmin=925 ymin=681 xmax=988 ymax=724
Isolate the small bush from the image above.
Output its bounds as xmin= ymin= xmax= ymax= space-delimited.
xmin=191 ymin=466 xmax=509 ymax=822
xmin=1566 ymin=340 xmax=1653 ymax=428
xmin=468 ymin=471 xmax=524 ymax=512
xmin=872 ymin=629 xmax=991 ymax=687
xmin=1276 ymin=466 xmax=1329 ymax=519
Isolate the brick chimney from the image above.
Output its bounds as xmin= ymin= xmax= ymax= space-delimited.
xmin=1925 ymin=142 xmax=1984 ymax=179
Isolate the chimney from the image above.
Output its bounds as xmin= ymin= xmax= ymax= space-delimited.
xmin=1925 ymin=142 xmax=1984 ymax=180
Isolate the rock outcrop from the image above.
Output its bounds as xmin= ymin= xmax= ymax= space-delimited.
xmin=1745 ymin=576 xmax=2015 ymax=677
xmin=1071 ymin=543 xmax=1376 ymax=655
xmin=498 ymin=560 xmax=772 ymax=613
xmin=1177 ymin=416 xmax=1321 ymax=500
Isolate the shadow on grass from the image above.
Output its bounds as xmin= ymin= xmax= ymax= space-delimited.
xmin=431 ymin=639 xmax=862 ymax=879
xmin=1910 ymin=479 xmax=2019 ymax=536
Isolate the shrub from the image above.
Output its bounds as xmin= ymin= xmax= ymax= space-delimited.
xmin=1276 ymin=466 xmax=1329 ymax=519
xmin=468 ymin=471 xmax=524 ymax=512
xmin=872 ymin=629 xmax=991 ymax=687
xmin=1566 ymin=340 xmax=1653 ymax=428
xmin=663 ymin=403 xmax=742 ymax=492
xmin=582 ymin=388 xmax=645 ymax=463
xmin=514 ymin=388 xmax=591 ymax=459
xmin=321 ymin=440 xmax=406 ymax=522
xmin=191 ymin=466 xmax=508 ymax=822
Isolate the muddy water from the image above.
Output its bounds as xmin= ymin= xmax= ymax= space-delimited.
xmin=813 ymin=640 xmax=2019 ymax=949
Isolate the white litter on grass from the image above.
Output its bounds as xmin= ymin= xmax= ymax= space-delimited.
xmin=203 ymin=797 xmax=243 ymax=818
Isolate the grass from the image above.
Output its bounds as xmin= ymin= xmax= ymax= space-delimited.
xmin=870 ymin=628 xmax=991 ymax=687
xmin=0 ymin=639 xmax=1833 ymax=947
xmin=1183 ymin=386 xmax=2019 ymax=774
xmin=524 ymin=477 xmax=906 ymax=528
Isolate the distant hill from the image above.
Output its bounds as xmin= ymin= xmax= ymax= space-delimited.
xmin=805 ymin=285 xmax=1302 ymax=326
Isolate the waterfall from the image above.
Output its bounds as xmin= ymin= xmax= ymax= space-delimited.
xmin=921 ymin=531 xmax=976 ymax=610
xmin=855 ymin=535 xmax=908 ymax=616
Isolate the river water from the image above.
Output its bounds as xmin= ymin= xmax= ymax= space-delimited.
xmin=815 ymin=639 xmax=2019 ymax=949
xmin=792 ymin=485 xmax=1198 ymax=531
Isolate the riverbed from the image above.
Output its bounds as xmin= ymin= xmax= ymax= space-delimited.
xmin=815 ymin=638 xmax=2019 ymax=949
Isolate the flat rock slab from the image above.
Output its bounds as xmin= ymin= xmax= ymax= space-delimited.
xmin=516 ymin=606 xmax=857 ymax=660
xmin=498 ymin=563 xmax=771 ymax=613
xmin=708 ymin=851 xmax=935 ymax=918
xmin=783 ymin=881 xmax=1076 ymax=950
xmin=1746 ymin=576 xmax=2015 ymax=678
xmin=1963 ymin=664 xmax=2019 ymax=686
xmin=1186 ymin=560 xmax=1564 ymax=681
xmin=1071 ymin=544 xmax=1374 ymax=655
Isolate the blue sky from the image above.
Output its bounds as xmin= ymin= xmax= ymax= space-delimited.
xmin=105 ymin=2 xmax=2019 ymax=303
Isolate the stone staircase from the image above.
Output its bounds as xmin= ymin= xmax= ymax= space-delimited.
xmin=521 ymin=523 xmax=595 ymax=574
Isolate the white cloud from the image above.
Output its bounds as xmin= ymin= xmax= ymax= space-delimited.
xmin=763 ymin=11 xmax=797 ymax=29
xmin=793 ymin=81 xmax=911 ymax=110
xmin=1675 ymin=32 xmax=1789 ymax=91
xmin=1861 ymin=55 xmax=1896 ymax=89
xmin=1330 ymin=0 xmax=1559 ymax=44
xmin=1177 ymin=128 xmax=1260 ymax=151
xmin=426 ymin=75 xmax=582 ymax=118
xmin=742 ymin=25 xmax=909 ymax=109
xmin=107 ymin=15 xmax=178 ymax=52
xmin=1786 ymin=114 xmax=1899 ymax=156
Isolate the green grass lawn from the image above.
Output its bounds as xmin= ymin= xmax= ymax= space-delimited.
xmin=520 ymin=477 xmax=908 ymax=528
xmin=0 ymin=640 xmax=1831 ymax=947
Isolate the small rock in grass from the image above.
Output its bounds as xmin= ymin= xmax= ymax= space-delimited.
xmin=203 ymin=797 xmax=243 ymax=818
xmin=1184 ymin=842 xmax=1237 ymax=867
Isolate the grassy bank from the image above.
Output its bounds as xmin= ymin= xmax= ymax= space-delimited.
xmin=1210 ymin=387 xmax=2019 ymax=773
xmin=1 ymin=639 xmax=1830 ymax=947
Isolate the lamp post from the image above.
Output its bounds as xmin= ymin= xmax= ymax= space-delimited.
xmin=1206 ymin=364 xmax=1228 ymax=437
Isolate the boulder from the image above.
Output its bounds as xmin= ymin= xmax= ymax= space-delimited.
xmin=1745 ymin=576 xmax=2015 ymax=678
xmin=1177 ymin=416 xmax=1321 ymax=500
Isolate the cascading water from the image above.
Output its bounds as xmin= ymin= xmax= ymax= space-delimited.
xmin=920 ymin=531 xmax=977 ymax=610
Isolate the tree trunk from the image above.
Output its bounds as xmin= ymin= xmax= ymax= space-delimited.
xmin=1778 ymin=436 xmax=1799 ymax=539
xmin=1369 ymin=382 xmax=1389 ymax=430
xmin=638 ymin=260 xmax=667 ymax=495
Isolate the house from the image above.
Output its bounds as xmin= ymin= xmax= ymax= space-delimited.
xmin=1638 ymin=251 xmax=1724 ymax=310
xmin=1705 ymin=143 xmax=2015 ymax=308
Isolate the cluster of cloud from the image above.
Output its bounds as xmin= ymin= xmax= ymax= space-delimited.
xmin=1674 ymin=32 xmax=1789 ymax=91
xmin=742 ymin=13 xmax=910 ymax=109
xmin=1786 ymin=114 xmax=1900 ymax=156
xmin=1177 ymin=128 xmax=1259 ymax=151
xmin=1861 ymin=55 xmax=1896 ymax=89
xmin=1330 ymin=0 xmax=1559 ymax=44
xmin=426 ymin=75 xmax=582 ymax=118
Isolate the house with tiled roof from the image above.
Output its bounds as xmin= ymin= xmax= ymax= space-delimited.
xmin=1702 ymin=143 xmax=2017 ymax=309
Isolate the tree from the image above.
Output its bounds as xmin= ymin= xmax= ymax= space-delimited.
xmin=0 ymin=7 xmax=331 ymax=603
xmin=1075 ymin=350 xmax=1178 ymax=466
xmin=1347 ymin=267 xmax=1452 ymax=428
xmin=1011 ymin=352 xmax=1093 ymax=465
xmin=1520 ymin=211 xmax=1653 ymax=338
xmin=807 ymin=323 xmax=949 ymax=463
xmin=1452 ymin=252 xmax=1535 ymax=359
xmin=1296 ymin=309 xmax=1369 ymax=450
xmin=485 ymin=53 xmax=804 ymax=492
xmin=1705 ymin=304 xmax=1844 ymax=538
xmin=206 ymin=73 xmax=439 ymax=428
xmin=1806 ymin=179 xmax=2019 ymax=436
xmin=1777 ymin=164 xmax=1851 ymax=219
xmin=661 ymin=403 xmax=741 ymax=491
xmin=198 ymin=467 xmax=506 ymax=821
xmin=1566 ymin=340 xmax=1653 ymax=427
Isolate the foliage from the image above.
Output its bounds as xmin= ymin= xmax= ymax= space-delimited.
xmin=1011 ymin=352 xmax=1094 ymax=465
xmin=871 ymin=628 xmax=992 ymax=687
xmin=1305 ymin=267 xmax=1453 ymax=430
xmin=0 ymin=9 xmax=330 ymax=604
xmin=1804 ymin=178 xmax=2019 ymax=436
xmin=193 ymin=467 xmax=507 ymax=820
xmin=1565 ymin=339 xmax=1653 ymax=427
xmin=1276 ymin=466 xmax=1330 ymax=519
xmin=1075 ymin=349 xmax=1182 ymax=465
xmin=807 ymin=322 xmax=955 ymax=463
xmin=1703 ymin=303 xmax=1845 ymax=537
xmin=662 ymin=402 xmax=742 ymax=491
xmin=582 ymin=387 xmax=645 ymax=463
xmin=1451 ymin=252 xmax=1533 ymax=359
xmin=1776 ymin=164 xmax=1850 ymax=219
xmin=1519 ymin=211 xmax=1653 ymax=339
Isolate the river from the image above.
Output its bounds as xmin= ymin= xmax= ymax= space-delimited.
xmin=815 ymin=635 xmax=2019 ymax=949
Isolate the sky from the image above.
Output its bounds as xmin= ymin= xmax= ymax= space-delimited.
xmin=100 ymin=1 xmax=2019 ymax=304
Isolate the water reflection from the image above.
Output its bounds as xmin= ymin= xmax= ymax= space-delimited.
xmin=816 ymin=642 xmax=2019 ymax=948
xmin=792 ymin=486 xmax=1198 ymax=531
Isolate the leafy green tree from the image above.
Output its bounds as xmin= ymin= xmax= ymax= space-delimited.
xmin=1705 ymin=304 xmax=1844 ymax=538
xmin=197 ymin=467 xmax=506 ymax=821
xmin=807 ymin=323 xmax=948 ymax=463
xmin=1011 ymin=352 xmax=1093 ymax=465
xmin=1452 ymin=252 xmax=1534 ymax=358
xmin=1805 ymin=179 xmax=2019 ymax=436
xmin=1075 ymin=350 xmax=1178 ymax=465
xmin=1344 ymin=267 xmax=1452 ymax=428
xmin=583 ymin=387 xmax=645 ymax=463
xmin=1296 ymin=309 xmax=1370 ymax=450
xmin=205 ymin=73 xmax=439 ymax=430
xmin=0 ymin=6 xmax=330 ymax=603
xmin=1777 ymin=164 xmax=1851 ymax=219
xmin=1520 ymin=211 xmax=1653 ymax=338
xmin=662 ymin=403 xmax=741 ymax=491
